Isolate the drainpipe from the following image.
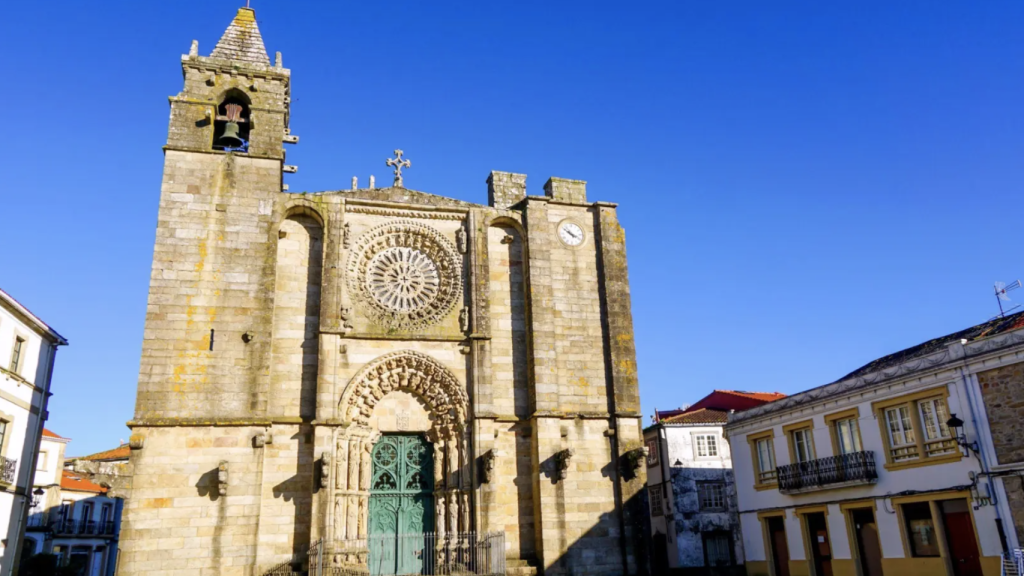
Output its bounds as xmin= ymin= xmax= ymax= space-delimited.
xmin=659 ymin=425 xmax=675 ymax=563
xmin=957 ymin=342 xmax=1007 ymax=552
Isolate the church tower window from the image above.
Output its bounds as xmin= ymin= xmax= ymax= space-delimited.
xmin=213 ymin=91 xmax=251 ymax=152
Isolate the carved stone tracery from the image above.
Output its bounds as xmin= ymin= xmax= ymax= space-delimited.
xmin=330 ymin=351 xmax=472 ymax=542
xmin=346 ymin=221 xmax=463 ymax=331
xmin=340 ymin=350 xmax=468 ymax=437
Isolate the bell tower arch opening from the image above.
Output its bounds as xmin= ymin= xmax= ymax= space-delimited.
xmin=213 ymin=89 xmax=252 ymax=151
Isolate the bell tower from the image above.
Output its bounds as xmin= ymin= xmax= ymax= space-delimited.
xmin=167 ymin=6 xmax=293 ymax=160
xmin=135 ymin=6 xmax=297 ymax=425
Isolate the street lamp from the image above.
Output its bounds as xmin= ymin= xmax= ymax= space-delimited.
xmin=945 ymin=413 xmax=980 ymax=454
xmin=29 ymin=487 xmax=44 ymax=508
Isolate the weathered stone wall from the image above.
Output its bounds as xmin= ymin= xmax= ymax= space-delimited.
xmin=977 ymin=361 xmax=1024 ymax=465
xmin=118 ymin=426 xmax=264 ymax=575
xmin=269 ymin=215 xmax=322 ymax=419
xmin=534 ymin=418 xmax=622 ymax=576
xmin=669 ymin=467 xmax=743 ymax=568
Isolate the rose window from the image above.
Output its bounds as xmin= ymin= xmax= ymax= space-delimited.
xmin=367 ymin=248 xmax=440 ymax=313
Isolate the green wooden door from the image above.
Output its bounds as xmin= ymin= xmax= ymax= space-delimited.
xmin=369 ymin=435 xmax=434 ymax=575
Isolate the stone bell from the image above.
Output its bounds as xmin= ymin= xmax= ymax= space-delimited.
xmin=216 ymin=102 xmax=245 ymax=148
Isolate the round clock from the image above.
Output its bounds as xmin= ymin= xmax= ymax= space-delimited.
xmin=558 ymin=221 xmax=585 ymax=246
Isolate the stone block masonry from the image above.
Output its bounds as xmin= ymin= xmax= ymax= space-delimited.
xmin=120 ymin=6 xmax=647 ymax=576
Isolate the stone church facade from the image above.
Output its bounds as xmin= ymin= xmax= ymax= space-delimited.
xmin=119 ymin=7 xmax=647 ymax=576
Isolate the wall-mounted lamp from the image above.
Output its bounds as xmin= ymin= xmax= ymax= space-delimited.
xmin=30 ymin=487 xmax=44 ymax=508
xmin=945 ymin=413 xmax=980 ymax=455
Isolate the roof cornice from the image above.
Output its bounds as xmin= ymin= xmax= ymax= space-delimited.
xmin=727 ymin=325 xmax=1024 ymax=427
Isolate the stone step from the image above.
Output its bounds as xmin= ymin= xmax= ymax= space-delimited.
xmin=506 ymin=567 xmax=538 ymax=576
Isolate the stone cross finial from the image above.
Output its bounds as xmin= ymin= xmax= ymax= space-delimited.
xmin=386 ymin=150 xmax=411 ymax=187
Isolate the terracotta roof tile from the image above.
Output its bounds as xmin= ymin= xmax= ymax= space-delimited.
xmin=76 ymin=444 xmax=130 ymax=462
xmin=60 ymin=470 xmax=106 ymax=494
xmin=42 ymin=429 xmax=67 ymax=440
xmin=715 ymin=390 xmax=787 ymax=402
xmin=661 ymin=408 xmax=730 ymax=425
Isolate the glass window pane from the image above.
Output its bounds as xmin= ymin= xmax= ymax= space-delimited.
xmin=935 ymin=400 xmax=951 ymax=439
xmin=903 ymin=502 xmax=940 ymax=557
xmin=920 ymin=400 xmax=939 ymax=441
xmin=886 ymin=409 xmax=905 ymax=446
xmin=899 ymin=407 xmax=915 ymax=444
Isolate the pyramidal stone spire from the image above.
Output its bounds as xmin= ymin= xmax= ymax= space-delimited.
xmin=210 ymin=7 xmax=270 ymax=65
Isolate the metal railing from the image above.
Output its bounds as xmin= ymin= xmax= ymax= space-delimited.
xmin=50 ymin=519 xmax=116 ymax=536
xmin=777 ymin=451 xmax=877 ymax=493
xmin=264 ymin=532 xmax=506 ymax=576
xmin=0 ymin=456 xmax=16 ymax=485
xmin=1003 ymin=548 xmax=1024 ymax=576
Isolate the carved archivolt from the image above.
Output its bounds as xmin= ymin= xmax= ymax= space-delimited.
xmin=340 ymin=351 xmax=468 ymax=438
xmin=346 ymin=220 xmax=463 ymax=331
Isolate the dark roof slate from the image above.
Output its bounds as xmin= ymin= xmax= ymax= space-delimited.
xmin=840 ymin=311 xmax=1024 ymax=382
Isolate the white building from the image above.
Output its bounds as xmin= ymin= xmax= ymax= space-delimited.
xmin=645 ymin=390 xmax=785 ymax=575
xmin=0 ymin=288 xmax=66 ymax=575
xmin=23 ymin=431 xmax=125 ymax=576
xmin=725 ymin=312 xmax=1024 ymax=576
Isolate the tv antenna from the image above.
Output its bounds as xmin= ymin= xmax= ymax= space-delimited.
xmin=994 ymin=280 xmax=1022 ymax=318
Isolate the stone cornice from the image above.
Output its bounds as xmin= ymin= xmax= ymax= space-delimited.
xmin=180 ymin=54 xmax=290 ymax=80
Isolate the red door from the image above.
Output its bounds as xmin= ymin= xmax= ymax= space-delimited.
xmin=942 ymin=501 xmax=983 ymax=576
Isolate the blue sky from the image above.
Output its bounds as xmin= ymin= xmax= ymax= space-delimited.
xmin=1 ymin=1 xmax=1022 ymax=456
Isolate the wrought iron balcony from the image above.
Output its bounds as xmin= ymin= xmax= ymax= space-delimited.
xmin=0 ymin=456 xmax=16 ymax=485
xmin=777 ymin=451 xmax=877 ymax=494
xmin=52 ymin=519 xmax=80 ymax=535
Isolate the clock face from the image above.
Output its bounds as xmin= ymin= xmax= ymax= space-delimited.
xmin=558 ymin=221 xmax=585 ymax=246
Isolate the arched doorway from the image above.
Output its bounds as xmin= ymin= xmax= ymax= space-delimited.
xmin=331 ymin=350 xmax=471 ymax=545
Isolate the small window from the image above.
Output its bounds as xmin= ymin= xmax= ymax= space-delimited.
xmin=791 ymin=428 xmax=815 ymax=463
xmin=695 ymin=435 xmax=719 ymax=458
xmin=902 ymin=502 xmax=940 ymax=557
xmin=10 ymin=337 xmax=25 ymax=374
xmin=646 ymin=439 xmax=660 ymax=467
xmin=698 ymin=482 xmax=726 ymax=511
xmin=650 ymin=487 xmax=664 ymax=517
xmin=834 ymin=417 xmax=862 ymax=455
xmin=918 ymin=398 xmax=956 ymax=456
xmin=0 ymin=420 xmax=10 ymax=456
xmin=36 ymin=451 xmax=47 ymax=471
xmin=885 ymin=406 xmax=918 ymax=462
xmin=755 ymin=437 xmax=776 ymax=484
xmin=703 ymin=531 xmax=734 ymax=566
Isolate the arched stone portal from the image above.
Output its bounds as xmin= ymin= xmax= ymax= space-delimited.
xmin=330 ymin=351 xmax=472 ymax=543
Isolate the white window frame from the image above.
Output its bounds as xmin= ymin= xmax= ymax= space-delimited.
xmin=650 ymin=486 xmax=664 ymax=517
xmin=834 ymin=417 xmax=861 ymax=455
xmin=755 ymin=437 xmax=776 ymax=484
xmin=694 ymin=434 xmax=719 ymax=459
xmin=9 ymin=336 xmax=25 ymax=375
xmin=885 ymin=406 xmax=918 ymax=462
xmin=791 ymin=428 xmax=816 ymax=463
xmin=917 ymin=397 xmax=956 ymax=456
xmin=698 ymin=482 xmax=726 ymax=511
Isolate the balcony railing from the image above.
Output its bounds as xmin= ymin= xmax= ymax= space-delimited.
xmin=51 ymin=520 xmax=116 ymax=536
xmin=0 ymin=456 xmax=16 ymax=485
xmin=777 ymin=451 xmax=877 ymax=494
